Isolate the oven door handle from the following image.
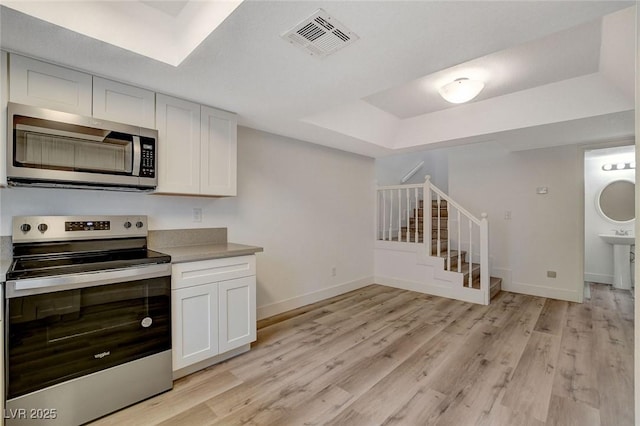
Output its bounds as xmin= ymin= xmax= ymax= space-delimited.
xmin=5 ymin=263 xmax=171 ymax=298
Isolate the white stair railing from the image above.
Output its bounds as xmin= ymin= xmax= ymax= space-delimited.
xmin=376 ymin=176 xmax=490 ymax=304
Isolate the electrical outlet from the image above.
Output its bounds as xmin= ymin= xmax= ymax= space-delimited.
xmin=193 ymin=208 xmax=202 ymax=223
xmin=331 ymin=266 xmax=337 ymax=277
xmin=504 ymin=210 xmax=512 ymax=220
xmin=547 ymin=270 xmax=557 ymax=278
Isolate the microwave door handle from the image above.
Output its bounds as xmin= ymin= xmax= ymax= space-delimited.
xmin=132 ymin=135 xmax=141 ymax=176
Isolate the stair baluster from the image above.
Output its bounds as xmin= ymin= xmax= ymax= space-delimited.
xmin=388 ymin=190 xmax=393 ymax=242
xmin=405 ymin=188 xmax=410 ymax=242
xmin=382 ymin=190 xmax=387 ymax=240
xmin=397 ymin=188 xmax=401 ymax=241
xmin=457 ymin=210 xmax=462 ymax=273
xmin=468 ymin=218 xmax=473 ymax=288
xmin=414 ymin=187 xmax=420 ymax=243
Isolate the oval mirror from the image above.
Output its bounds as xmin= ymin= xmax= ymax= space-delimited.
xmin=597 ymin=180 xmax=635 ymax=223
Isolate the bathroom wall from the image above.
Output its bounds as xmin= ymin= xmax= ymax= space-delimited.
xmin=584 ymin=145 xmax=635 ymax=284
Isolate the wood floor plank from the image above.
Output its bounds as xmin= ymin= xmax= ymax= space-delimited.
xmin=534 ymin=298 xmax=568 ymax=336
xmin=592 ymin=306 xmax=634 ymax=426
xmin=545 ymin=394 xmax=600 ymax=426
xmin=424 ymin=295 xmax=545 ymax=425
xmin=228 ymin=291 xmax=429 ymax=382
xmin=478 ymin=404 xmax=547 ymax=426
xmin=551 ymin=301 xmax=599 ymax=408
xmin=500 ymin=331 xmax=562 ymax=422
xmin=270 ymin=384 xmax=353 ymax=426
xmin=157 ymin=403 xmax=218 ymax=426
xmin=256 ymin=284 xmax=393 ymax=329
xmin=209 ymin=304 xmax=439 ymax=424
xmin=90 ymin=370 xmax=241 ymax=426
xmin=325 ymin=329 xmax=463 ymax=425
xmin=590 ymin=283 xmax=618 ymax=311
xmin=93 ymin=284 xmax=633 ymax=426
xmin=379 ymin=387 xmax=447 ymax=426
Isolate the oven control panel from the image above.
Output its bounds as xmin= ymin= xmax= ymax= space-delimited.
xmin=12 ymin=216 xmax=148 ymax=243
xmin=66 ymin=221 xmax=111 ymax=232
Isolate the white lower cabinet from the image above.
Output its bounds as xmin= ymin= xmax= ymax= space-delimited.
xmin=172 ymin=283 xmax=219 ymax=370
xmin=218 ymin=276 xmax=256 ymax=353
xmin=171 ymin=256 xmax=256 ymax=373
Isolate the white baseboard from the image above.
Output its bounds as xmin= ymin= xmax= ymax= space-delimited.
xmin=491 ymin=267 xmax=512 ymax=288
xmin=375 ymin=275 xmax=485 ymax=305
xmin=503 ymin=281 xmax=582 ymax=303
xmin=256 ymin=276 xmax=373 ymax=320
xmin=584 ymin=272 xmax=613 ymax=285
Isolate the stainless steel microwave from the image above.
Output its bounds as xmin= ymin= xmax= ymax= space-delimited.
xmin=7 ymin=103 xmax=158 ymax=191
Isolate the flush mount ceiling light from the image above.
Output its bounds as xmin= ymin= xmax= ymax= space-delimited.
xmin=438 ymin=78 xmax=485 ymax=104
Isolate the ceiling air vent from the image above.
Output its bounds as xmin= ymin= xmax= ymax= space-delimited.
xmin=281 ymin=9 xmax=359 ymax=58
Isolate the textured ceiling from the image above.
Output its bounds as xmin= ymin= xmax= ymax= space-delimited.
xmin=0 ymin=1 xmax=635 ymax=157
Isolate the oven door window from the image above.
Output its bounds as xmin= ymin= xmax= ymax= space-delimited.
xmin=6 ymin=277 xmax=170 ymax=399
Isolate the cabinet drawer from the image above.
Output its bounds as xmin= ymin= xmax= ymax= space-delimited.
xmin=172 ymin=255 xmax=256 ymax=290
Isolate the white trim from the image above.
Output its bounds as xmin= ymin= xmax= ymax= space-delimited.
xmin=503 ymin=281 xmax=582 ymax=302
xmin=256 ymin=276 xmax=373 ymax=320
xmin=584 ymin=272 xmax=614 ymax=285
xmin=374 ymin=275 xmax=484 ymax=304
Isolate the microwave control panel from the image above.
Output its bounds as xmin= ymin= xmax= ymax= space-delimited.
xmin=140 ymin=137 xmax=156 ymax=178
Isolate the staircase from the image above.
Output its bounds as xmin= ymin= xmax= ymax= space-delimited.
xmin=400 ymin=199 xmax=502 ymax=300
xmin=377 ymin=176 xmax=501 ymax=304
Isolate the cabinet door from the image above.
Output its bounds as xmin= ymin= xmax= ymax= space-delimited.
xmin=9 ymin=54 xmax=92 ymax=115
xmin=218 ymin=276 xmax=256 ymax=353
xmin=92 ymin=77 xmax=155 ymax=128
xmin=172 ymin=283 xmax=219 ymax=371
xmin=1 ymin=51 xmax=8 ymax=187
xmin=200 ymin=105 xmax=237 ymax=196
xmin=155 ymin=94 xmax=201 ymax=194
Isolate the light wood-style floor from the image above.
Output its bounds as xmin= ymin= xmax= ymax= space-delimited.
xmin=92 ymin=283 xmax=634 ymax=425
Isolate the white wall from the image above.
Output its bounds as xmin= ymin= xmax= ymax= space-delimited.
xmin=584 ymin=146 xmax=635 ymax=284
xmin=0 ymin=126 xmax=376 ymax=317
xmin=448 ymin=142 xmax=583 ymax=302
xmin=375 ymin=147 xmax=449 ymax=190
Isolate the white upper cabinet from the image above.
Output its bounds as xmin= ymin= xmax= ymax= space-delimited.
xmin=7 ymin=54 xmax=238 ymax=196
xmin=155 ymin=94 xmax=237 ymax=197
xmin=9 ymin=54 xmax=92 ymax=115
xmin=92 ymin=77 xmax=155 ymax=128
xmin=155 ymin=94 xmax=202 ymax=195
xmin=201 ymin=106 xmax=237 ymax=196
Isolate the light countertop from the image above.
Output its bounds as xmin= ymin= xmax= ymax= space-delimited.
xmin=153 ymin=242 xmax=263 ymax=264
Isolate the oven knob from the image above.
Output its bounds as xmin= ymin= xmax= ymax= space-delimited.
xmin=124 ymin=221 xmax=132 ymax=229
xmin=20 ymin=223 xmax=31 ymax=233
xmin=135 ymin=221 xmax=144 ymax=229
xmin=37 ymin=223 xmax=48 ymax=233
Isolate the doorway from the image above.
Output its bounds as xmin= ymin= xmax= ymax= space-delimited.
xmin=584 ymin=144 xmax=636 ymax=298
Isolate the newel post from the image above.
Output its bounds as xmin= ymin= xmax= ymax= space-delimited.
xmin=424 ymin=175 xmax=432 ymax=255
xmin=480 ymin=212 xmax=490 ymax=305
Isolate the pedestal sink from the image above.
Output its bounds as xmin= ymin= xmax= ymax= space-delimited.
xmin=599 ymin=234 xmax=635 ymax=289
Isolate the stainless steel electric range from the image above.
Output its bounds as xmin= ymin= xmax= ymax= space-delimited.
xmin=4 ymin=215 xmax=172 ymax=425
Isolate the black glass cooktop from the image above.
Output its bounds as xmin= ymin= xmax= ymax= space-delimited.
xmin=7 ymin=238 xmax=171 ymax=280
